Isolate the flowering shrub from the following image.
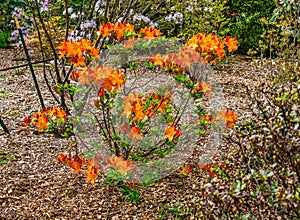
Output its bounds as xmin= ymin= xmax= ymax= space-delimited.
xmin=20 ymin=107 xmax=69 ymax=135
xmin=57 ymin=38 xmax=99 ymax=67
xmin=54 ymin=22 xmax=238 ymax=185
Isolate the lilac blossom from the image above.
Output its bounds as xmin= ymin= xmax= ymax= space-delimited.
xmin=70 ymin=13 xmax=78 ymax=19
xmin=186 ymin=6 xmax=194 ymax=12
xmin=132 ymin=13 xmax=157 ymax=26
xmin=63 ymin=7 xmax=73 ymax=15
xmin=10 ymin=7 xmax=35 ymax=49
xmin=165 ymin=12 xmax=183 ymax=24
xmin=95 ymin=0 xmax=106 ymax=11
xmin=80 ymin=20 xmax=97 ymax=29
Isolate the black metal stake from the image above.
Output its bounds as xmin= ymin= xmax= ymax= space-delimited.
xmin=14 ymin=16 xmax=45 ymax=109
xmin=0 ymin=117 xmax=9 ymax=134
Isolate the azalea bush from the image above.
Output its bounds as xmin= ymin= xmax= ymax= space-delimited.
xmin=14 ymin=1 xmax=240 ymax=199
xmin=52 ymin=23 xmax=238 ymax=185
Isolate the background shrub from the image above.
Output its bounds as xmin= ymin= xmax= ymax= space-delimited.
xmin=0 ymin=0 xmax=27 ymax=48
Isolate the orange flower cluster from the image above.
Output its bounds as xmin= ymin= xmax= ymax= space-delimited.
xmin=120 ymin=92 xmax=181 ymax=143
xmin=192 ymin=81 xmax=212 ymax=98
xmin=139 ymin=26 xmax=162 ymax=40
xmin=78 ymin=65 xmax=125 ymax=93
xmin=20 ymin=107 xmax=67 ymax=132
xmin=58 ymin=153 xmax=102 ymax=185
xmin=186 ymin=33 xmax=238 ymax=64
xmin=58 ymin=39 xmax=99 ymax=67
xmin=199 ymin=108 xmax=238 ymax=129
xmin=121 ymin=93 xmax=172 ymax=121
xmin=98 ymin=22 xmax=135 ymax=41
xmin=58 ymin=153 xmax=85 ymax=174
xmin=148 ymin=46 xmax=202 ymax=74
xmin=223 ymin=36 xmax=239 ymax=52
xmin=57 ymin=153 xmax=137 ymax=184
xmin=106 ymin=155 xmax=136 ymax=175
xmin=97 ymin=22 xmax=161 ymax=50
xmin=164 ymin=125 xmax=181 ymax=141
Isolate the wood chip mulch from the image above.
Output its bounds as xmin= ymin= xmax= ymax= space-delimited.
xmin=0 ymin=49 xmax=267 ymax=219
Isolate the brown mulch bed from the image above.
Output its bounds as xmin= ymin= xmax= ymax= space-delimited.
xmin=0 ymin=49 xmax=267 ymax=219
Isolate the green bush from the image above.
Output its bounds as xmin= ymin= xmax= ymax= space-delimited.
xmin=259 ymin=1 xmax=300 ymax=58
xmin=222 ymin=0 xmax=277 ymax=55
xmin=0 ymin=31 xmax=10 ymax=48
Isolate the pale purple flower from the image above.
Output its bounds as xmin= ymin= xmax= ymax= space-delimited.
xmin=70 ymin=13 xmax=78 ymax=19
xmin=186 ymin=6 xmax=194 ymax=12
xmin=80 ymin=20 xmax=97 ymax=29
xmin=165 ymin=12 xmax=183 ymax=24
xmin=63 ymin=7 xmax=73 ymax=15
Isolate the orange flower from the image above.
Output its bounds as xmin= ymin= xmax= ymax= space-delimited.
xmin=98 ymin=22 xmax=135 ymax=41
xmin=223 ymin=36 xmax=238 ymax=52
xmin=98 ymin=22 xmax=114 ymax=37
xmin=86 ymin=164 xmax=98 ymax=185
xmin=128 ymin=126 xmax=143 ymax=143
xmin=106 ymin=155 xmax=136 ymax=174
xmin=185 ymin=33 xmax=236 ymax=64
xmin=216 ymin=109 xmax=238 ymax=129
xmin=34 ymin=116 xmax=49 ymax=132
xmin=58 ymin=153 xmax=68 ymax=164
xmin=192 ymin=82 xmax=212 ymax=98
xmin=148 ymin=53 xmax=165 ymax=67
xmin=67 ymin=154 xmax=85 ymax=174
xmin=57 ymin=39 xmax=99 ymax=67
xmin=124 ymin=38 xmax=136 ymax=50
xmin=132 ymin=102 xmax=146 ymax=122
xmin=121 ymin=102 xmax=133 ymax=118
xmin=139 ymin=26 xmax=161 ymax=40
xmin=108 ymin=69 xmax=125 ymax=93
xmin=20 ymin=117 xmax=31 ymax=127
xmin=164 ymin=126 xmax=180 ymax=141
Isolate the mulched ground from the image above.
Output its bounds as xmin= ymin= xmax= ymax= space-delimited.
xmin=0 ymin=48 xmax=267 ymax=219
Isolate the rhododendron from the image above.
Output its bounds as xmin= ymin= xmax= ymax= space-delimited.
xmin=164 ymin=126 xmax=181 ymax=141
xmin=57 ymin=39 xmax=99 ymax=67
xmin=53 ymin=23 xmax=239 ymax=186
xmin=86 ymin=164 xmax=98 ymax=185
xmin=216 ymin=109 xmax=238 ymax=129
xmin=106 ymin=155 xmax=136 ymax=174
xmin=20 ymin=107 xmax=67 ymax=132
xmin=139 ymin=26 xmax=161 ymax=40
xmin=97 ymin=22 xmax=135 ymax=41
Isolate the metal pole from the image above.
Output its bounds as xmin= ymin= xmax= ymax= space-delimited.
xmin=14 ymin=16 xmax=45 ymax=109
xmin=0 ymin=58 xmax=54 ymax=72
xmin=0 ymin=117 xmax=9 ymax=134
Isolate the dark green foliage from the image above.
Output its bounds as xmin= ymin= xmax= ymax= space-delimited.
xmin=222 ymin=0 xmax=277 ymax=54
xmin=0 ymin=31 xmax=10 ymax=48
